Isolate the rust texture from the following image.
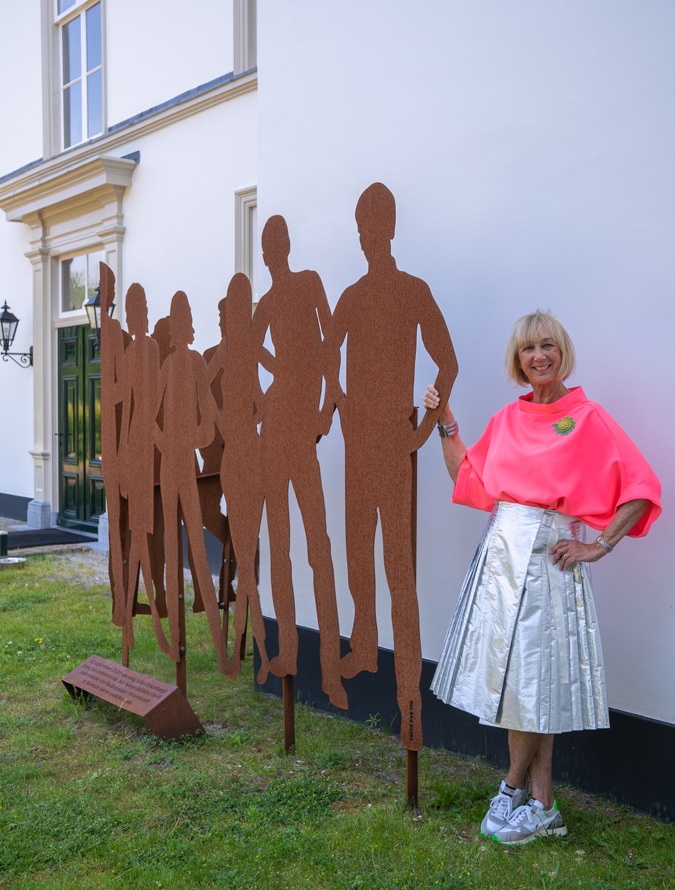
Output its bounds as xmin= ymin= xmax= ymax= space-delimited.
xmin=63 ymin=655 xmax=203 ymax=739
xmin=98 ymin=182 xmax=458 ymax=750
xmin=328 ymin=183 xmax=458 ymax=749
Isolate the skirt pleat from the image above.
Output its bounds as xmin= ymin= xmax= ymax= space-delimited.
xmin=431 ymin=502 xmax=610 ymax=734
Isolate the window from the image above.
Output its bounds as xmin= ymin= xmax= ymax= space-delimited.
xmin=57 ymin=0 xmax=103 ymax=148
xmin=234 ymin=0 xmax=257 ymax=75
xmin=235 ymin=187 xmax=258 ymax=303
xmin=60 ymin=248 xmax=104 ymax=315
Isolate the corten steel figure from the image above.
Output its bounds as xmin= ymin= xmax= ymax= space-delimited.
xmin=253 ymin=215 xmax=346 ymax=709
xmin=99 ymin=263 xmax=129 ymax=629
xmin=196 ymin=299 xmax=237 ymax=617
xmin=146 ymin=314 xmax=173 ymax=616
xmin=156 ymin=291 xmax=227 ymax=669
xmin=119 ymin=283 xmax=170 ymax=656
xmin=209 ymin=274 xmax=270 ymax=680
xmin=327 ymin=183 xmax=458 ymax=750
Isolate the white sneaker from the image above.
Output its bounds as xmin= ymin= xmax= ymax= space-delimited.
xmin=480 ymin=779 xmax=529 ymax=836
xmin=491 ymin=798 xmax=567 ymax=845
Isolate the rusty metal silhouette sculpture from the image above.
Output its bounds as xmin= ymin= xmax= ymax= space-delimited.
xmin=253 ymin=216 xmax=347 ymax=709
xmin=197 ymin=300 xmax=238 ymax=636
xmin=99 ymin=265 xmax=129 ymax=631
xmin=99 ymin=183 xmax=457 ymax=771
xmin=120 ymin=283 xmax=170 ymax=656
xmin=327 ymin=182 xmax=458 ymax=750
xmin=155 ymin=291 xmax=227 ymax=671
xmin=209 ymin=274 xmax=270 ymax=680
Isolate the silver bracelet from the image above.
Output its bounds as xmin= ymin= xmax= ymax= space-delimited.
xmin=595 ymin=534 xmax=614 ymax=554
xmin=437 ymin=419 xmax=459 ymax=438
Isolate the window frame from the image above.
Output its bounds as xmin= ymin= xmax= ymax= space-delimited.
xmin=43 ymin=0 xmax=106 ymax=156
xmin=234 ymin=0 xmax=257 ymax=75
xmin=58 ymin=246 xmax=105 ymax=322
xmin=235 ymin=186 xmax=258 ymax=306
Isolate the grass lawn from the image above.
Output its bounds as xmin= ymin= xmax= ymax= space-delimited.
xmin=0 ymin=549 xmax=673 ymax=890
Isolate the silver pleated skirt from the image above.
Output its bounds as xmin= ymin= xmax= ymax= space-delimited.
xmin=431 ymin=501 xmax=610 ymax=734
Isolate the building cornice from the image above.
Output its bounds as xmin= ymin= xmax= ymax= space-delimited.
xmin=0 ymin=70 xmax=257 ymax=221
xmin=0 ymin=156 xmax=138 ymax=226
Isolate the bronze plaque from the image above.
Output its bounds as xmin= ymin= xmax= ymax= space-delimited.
xmin=62 ymin=655 xmax=203 ymax=739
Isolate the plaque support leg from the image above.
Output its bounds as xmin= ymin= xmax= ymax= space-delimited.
xmin=283 ymin=674 xmax=295 ymax=754
xmin=405 ymin=408 xmax=421 ymax=809
xmin=176 ymin=516 xmax=187 ymax=696
xmin=406 ymin=749 xmax=419 ymax=809
xmin=176 ymin=559 xmax=187 ymax=696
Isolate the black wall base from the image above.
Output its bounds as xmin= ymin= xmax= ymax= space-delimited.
xmin=254 ymin=617 xmax=674 ymax=822
xmin=0 ymin=492 xmax=30 ymax=522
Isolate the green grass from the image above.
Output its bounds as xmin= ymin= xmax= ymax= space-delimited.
xmin=0 ymin=550 xmax=673 ymax=889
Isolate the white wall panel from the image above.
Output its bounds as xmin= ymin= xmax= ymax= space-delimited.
xmin=106 ymin=0 xmax=234 ymax=127
xmin=0 ymin=224 xmax=37 ymax=498
xmin=0 ymin=3 xmax=43 ymax=173
xmin=257 ymin=0 xmax=675 ymax=723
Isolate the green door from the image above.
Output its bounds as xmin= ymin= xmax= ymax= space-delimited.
xmin=57 ymin=326 xmax=105 ymax=532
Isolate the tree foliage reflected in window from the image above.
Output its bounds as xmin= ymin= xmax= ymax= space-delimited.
xmin=61 ymin=249 xmax=104 ymax=314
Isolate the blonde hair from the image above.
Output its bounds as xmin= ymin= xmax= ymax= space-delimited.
xmin=505 ymin=310 xmax=576 ymax=387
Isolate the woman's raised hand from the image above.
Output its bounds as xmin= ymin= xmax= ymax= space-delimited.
xmin=423 ymin=384 xmax=441 ymax=411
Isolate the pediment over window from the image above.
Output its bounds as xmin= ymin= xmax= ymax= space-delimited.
xmin=0 ymin=155 xmax=138 ymax=227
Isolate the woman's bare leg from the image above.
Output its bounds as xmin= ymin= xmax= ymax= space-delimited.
xmin=505 ymin=730 xmax=554 ymax=809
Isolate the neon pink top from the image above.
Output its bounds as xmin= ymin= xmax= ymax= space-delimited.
xmin=453 ymin=387 xmax=661 ymax=537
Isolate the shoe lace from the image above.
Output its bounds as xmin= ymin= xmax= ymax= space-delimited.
xmin=489 ymin=791 xmax=513 ymax=819
xmin=509 ymin=803 xmax=536 ymax=826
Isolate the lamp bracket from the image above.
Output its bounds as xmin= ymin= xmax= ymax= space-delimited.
xmin=1 ymin=347 xmax=33 ymax=368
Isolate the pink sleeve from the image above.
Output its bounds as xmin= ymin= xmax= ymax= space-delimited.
xmin=452 ymin=416 xmax=496 ymax=512
xmin=591 ymin=406 xmax=661 ymax=537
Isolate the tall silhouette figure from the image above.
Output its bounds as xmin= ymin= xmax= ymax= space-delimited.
xmin=253 ymin=215 xmax=346 ymax=709
xmin=99 ymin=263 xmax=129 ymax=629
xmin=197 ymin=298 xmax=237 ymax=616
xmin=156 ymin=291 xmax=226 ymax=669
xmin=209 ymin=274 xmax=270 ymax=680
xmin=120 ymin=283 xmax=170 ymax=656
xmin=327 ymin=183 xmax=458 ymax=749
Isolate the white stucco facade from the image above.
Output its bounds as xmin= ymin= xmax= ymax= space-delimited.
xmin=0 ymin=0 xmax=256 ymax=524
xmin=255 ymin=0 xmax=675 ymax=725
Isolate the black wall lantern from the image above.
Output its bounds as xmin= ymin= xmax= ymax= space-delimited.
xmin=0 ymin=302 xmax=33 ymax=368
xmin=84 ymin=285 xmax=114 ymax=345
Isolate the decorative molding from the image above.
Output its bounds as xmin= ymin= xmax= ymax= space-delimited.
xmin=0 ymin=156 xmax=137 ymax=226
xmin=1 ymin=155 xmax=137 ymax=520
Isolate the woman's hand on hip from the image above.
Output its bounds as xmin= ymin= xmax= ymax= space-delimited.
xmin=550 ymin=539 xmax=604 ymax=571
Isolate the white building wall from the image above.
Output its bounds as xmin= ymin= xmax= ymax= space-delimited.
xmin=106 ymin=0 xmax=234 ymax=127
xmin=0 ymin=4 xmax=43 ymax=499
xmin=0 ymin=1 xmax=255 ymax=517
xmin=257 ymin=0 xmax=675 ymax=724
xmin=0 ymin=4 xmax=43 ymax=171
xmin=119 ymin=92 xmax=257 ymax=345
xmin=0 ymin=223 xmax=36 ymax=499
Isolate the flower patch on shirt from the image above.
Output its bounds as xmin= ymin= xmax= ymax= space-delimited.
xmin=552 ymin=416 xmax=576 ymax=436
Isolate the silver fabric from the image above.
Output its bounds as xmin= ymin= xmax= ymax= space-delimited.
xmin=431 ymin=501 xmax=609 ymax=734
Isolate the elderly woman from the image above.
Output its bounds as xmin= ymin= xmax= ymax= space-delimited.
xmin=424 ymin=310 xmax=661 ymax=845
